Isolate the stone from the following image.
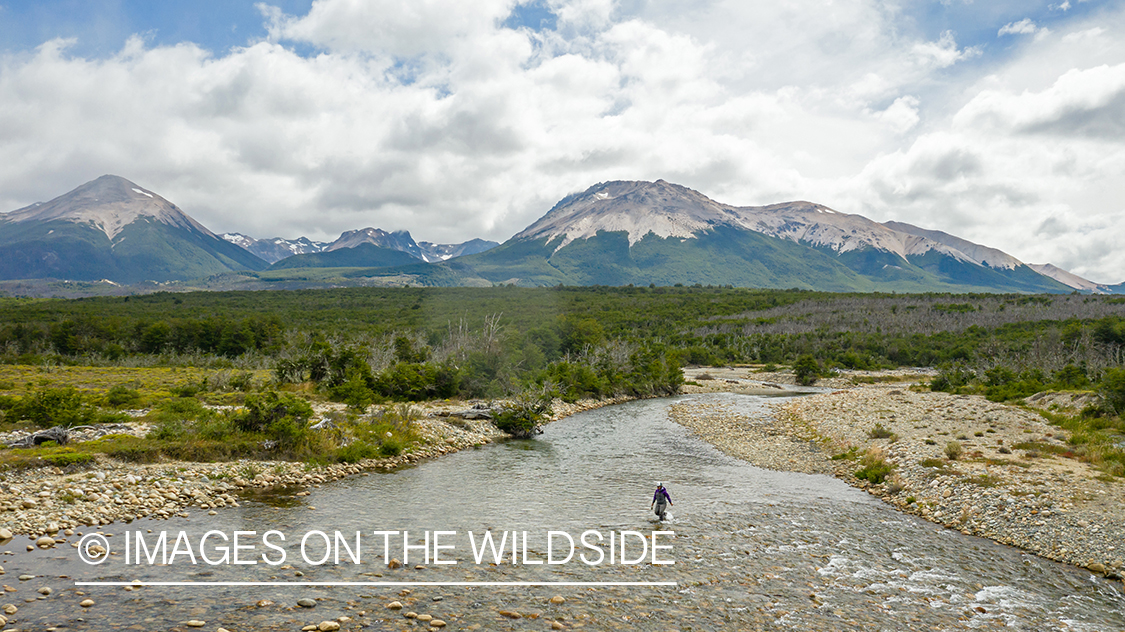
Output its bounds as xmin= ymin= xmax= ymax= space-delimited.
xmin=404 ymin=611 xmax=417 ymax=619
xmin=302 ymin=626 xmax=318 ymax=631
xmin=416 ymin=614 xmax=433 ymax=622
xmin=388 ymin=558 xmax=402 ymax=569
xmin=549 ymin=595 xmax=566 ymax=604
xmin=1089 ymin=562 xmax=1107 ymax=575
xmin=430 ymin=620 xmax=446 ymax=628
xmin=551 ymin=622 xmax=565 ymax=630
xmin=185 ymin=620 xmax=205 ymax=627
xmin=0 ymin=530 xmax=10 ymax=541
xmin=17 ymin=576 xmax=33 ymax=582
xmin=2 ymin=604 xmax=16 ymax=615
xmin=499 ymin=610 xmax=522 ymax=619
xmin=256 ymin=599 xmax=274 ymax=607
xmin=36 ymin=536 xmax=55 ymax=549
xmin=297 ymin=598 xmax=317 ymax=608
xmin=317 ymin=621 xmax=341 ymax=631
xmin=37 ymin=587 xmax=51 ymax=595
xmin=386 ymin=601 xmax=403 ymax=610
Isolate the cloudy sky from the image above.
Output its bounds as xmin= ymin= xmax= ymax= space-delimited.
xmin=1 ymin=0 xmax=1122 ymax=282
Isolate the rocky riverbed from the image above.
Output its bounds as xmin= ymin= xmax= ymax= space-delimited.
xmin=3 ymin=391 xmax=1122 ymax=632
xmin=672 ymin=367 xmax=1125 ymax=582
xmin=0 ymin=396 xmax=632 ymax=540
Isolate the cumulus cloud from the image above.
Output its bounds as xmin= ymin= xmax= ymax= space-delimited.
xmin=998 ymin=19 xmax=1044 ymax=37
xmin=0 ymin=0 xmax=1123 ymax=282
xmin=912 ymin=31 xmax=981 ymax=69
xmin=955 ymin=63 xmax=1125 ymax=138
xmin=878 ymin=96 xmax=921 ymax=134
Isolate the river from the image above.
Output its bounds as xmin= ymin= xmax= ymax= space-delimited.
xmin=6 ymin=393 xmax=1124 ymax=630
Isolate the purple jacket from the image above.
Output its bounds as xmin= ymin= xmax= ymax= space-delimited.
xmin=653 ymin=487 xmax=671 ymax=503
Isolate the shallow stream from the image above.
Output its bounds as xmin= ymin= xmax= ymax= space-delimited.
xmin=7 ymin=394 xmax=1124 ymax=630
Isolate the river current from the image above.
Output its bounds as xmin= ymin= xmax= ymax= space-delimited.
xmin=7 ymin=393 xmax=1125 ymax=630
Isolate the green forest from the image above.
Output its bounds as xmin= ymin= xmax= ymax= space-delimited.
xmin=1 ymin=287 xmax=1123 ymax=471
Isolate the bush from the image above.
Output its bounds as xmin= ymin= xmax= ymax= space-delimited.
xmin=868 ymin=423 xmax=893 ymax=439
xmin=373 ymin=362 xmax=460 ymax=402
xmin=1100 ymin=368 xmax=1125 ymax=415
xmin=945 ymin=441 xmax=963 ymax=460
xmin=237 ymin=391 xmax=314 ymax=433
xmin=793 ymin=354 xmax=820 ymax=386
xmin=855 ymin=448 xmax=895 ymax=484
xmin=105 ymin=384 xmax=142 ymax=408
xmin=14 ymin=387 xmax=125 ymax=428
xmin=930 ymin=363 xmax=975 ymax=392
xmin=493 ymin=392 xmax=552 ymax=439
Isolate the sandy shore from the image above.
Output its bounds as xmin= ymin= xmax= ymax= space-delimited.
xmin=672 ymin=366 xmax=1125 ymax=581
xmin=0 ymin=396 xmax=632 ymax=540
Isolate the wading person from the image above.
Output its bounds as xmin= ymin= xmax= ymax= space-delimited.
xmin=651 ymin=483 xmax=672 ymax=521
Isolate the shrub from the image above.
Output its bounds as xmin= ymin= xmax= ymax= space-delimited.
xmin=1099 ymin=368 xmax=1125 ymax=415
xmin=105 ymin=384 xmax=142 ymax=408
xmin=945 ymin=441 xmax=963 ymax=460
xmin=493 ymin=392 xmax=553 ymax=439
xmin=868 ymin=423 xmax=893 ymax=439
xmin=793 ymin=355 xmax=820 ymax=386
xmin=855 ymin=448 xmax=895 ymax=484
xmin=236 ymin=391 xmax=314 ymax=433
xmin=14 ymin=387 xmax=125 ymax=428
xmin=328 ymin=372 xmax=378 ymax=412
xmin=930 ymin=363 xmax=974 ymax=392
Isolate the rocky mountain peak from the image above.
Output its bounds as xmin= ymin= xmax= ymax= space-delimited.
xmin=3 ymin=174 xmax=211 ymax=240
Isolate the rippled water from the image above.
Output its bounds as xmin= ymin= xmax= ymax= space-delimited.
xmin=8 ymin=394 xmax=1125 ymax=630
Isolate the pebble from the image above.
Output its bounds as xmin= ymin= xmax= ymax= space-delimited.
xmin=2 ymin=605 xmax=15 ymax=615
xmin=549 ymin=595 xmax=566 ymax=604
xmin=297 ymin=598 xmax=317 ymax=608
xmin=35 ymin=536 xmax=55 ymax=549
xmin=184 ymin=620 xmax=205 ymax=627
xmin=79 ymin=599 xmax=94 ymax=607
xmin=430 ymin=620 xmax=446 ymax=628
xmin=37 ymin=587 xmax=51 ymax=595
xmin=317 ymin=621 xmax=340 ymax=631
xmin=386 ymin=601 xmax=403 ymax=610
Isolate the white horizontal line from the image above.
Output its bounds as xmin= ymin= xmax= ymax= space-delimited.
xmin=75 ymin=581 xmax=676 ymax=587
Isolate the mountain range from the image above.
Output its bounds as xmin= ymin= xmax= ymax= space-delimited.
xmin=0 ymin=175 xmax=1119 ymax=294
